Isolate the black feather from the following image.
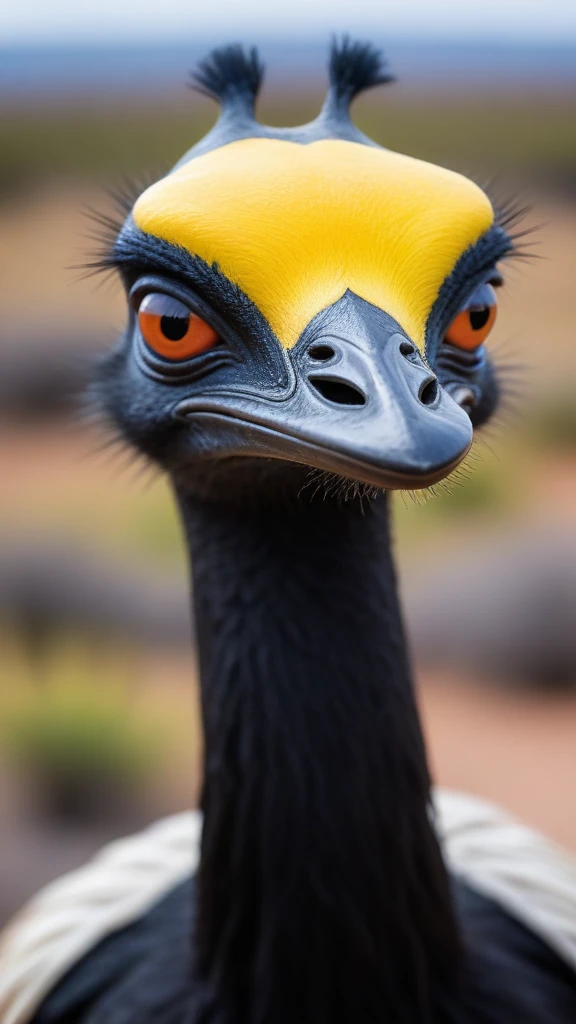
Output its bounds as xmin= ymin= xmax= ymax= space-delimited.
xmin=78 ymin=171 xmax=164 ymax=279
xmin=328 ymin=36 xmax=394 ymax=104
xmin=190 ymin=44 xmax=264 ymax=111
xmin=31 ymin=851 xmax=576 ymax=1023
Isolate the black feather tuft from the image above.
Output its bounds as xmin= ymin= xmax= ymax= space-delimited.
xmin=487 ymin=182 xmax=541 ymax=263
xmin=328 ymin=36 xmax=394 ymax=105
xmin=79 ymin=171 xmax=163 ymax=280
xmin=190 ymin=44 xmax=264 ymax=112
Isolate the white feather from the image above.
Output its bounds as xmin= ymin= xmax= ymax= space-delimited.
xmin=1 ymin=792 xmax=575 ymax=1024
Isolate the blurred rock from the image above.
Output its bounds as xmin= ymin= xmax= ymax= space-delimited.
xmin=403 ymin=527 xmax=576 ymax=688
xmin=0 ymin=540 xmax=191 ymax=652
xmin=0 ymin=331 xmax=103 ymax=420
xmin=1 ymin=527 xmax=575 ymax=687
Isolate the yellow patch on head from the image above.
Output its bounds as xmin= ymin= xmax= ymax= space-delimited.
xmin=133 ymin=137 xmax=493 ymax=350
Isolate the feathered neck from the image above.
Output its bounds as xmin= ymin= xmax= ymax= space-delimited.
xmin=176 ymin=479 xmax=461 ymax=1023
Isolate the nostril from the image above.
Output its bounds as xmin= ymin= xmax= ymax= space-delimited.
xmin=309 ymin=377 xmax=366 ymax=406
xmin=400 ymin=340 xmax=424 ymax=366
xmin=308 ymin=344 xmax=336 ymax=362
xmin=419 ymin=377 xmax=439 ymax=406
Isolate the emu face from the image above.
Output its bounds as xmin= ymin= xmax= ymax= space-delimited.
xmin=97 ymin=41 xmax=512 ymax=492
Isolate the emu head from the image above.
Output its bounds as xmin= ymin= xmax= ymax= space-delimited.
xmin=96 ymin=40 xmax=514 ymax=496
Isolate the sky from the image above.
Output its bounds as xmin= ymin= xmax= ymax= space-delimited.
xmin=2 ymin=0 xmax=576 ymax=44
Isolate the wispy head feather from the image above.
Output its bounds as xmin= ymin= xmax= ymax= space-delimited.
xmin=190 ymin=44 xmax=264 ymax=116
xmin=327 ymin=36 xmax=394 ymax=108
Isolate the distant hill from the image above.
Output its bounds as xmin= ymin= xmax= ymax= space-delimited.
xmin=2 ymin=39 xmax=576 ymax=101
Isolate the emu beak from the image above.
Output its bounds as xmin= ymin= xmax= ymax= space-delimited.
xmin=174 ymin=292 xmax=472 ymax=490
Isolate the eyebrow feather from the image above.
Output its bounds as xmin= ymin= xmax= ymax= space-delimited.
xmin=424 ymin=223 xmax=516 ymax=359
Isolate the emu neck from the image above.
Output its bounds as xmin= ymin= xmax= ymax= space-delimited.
xmin=177 ymin=485 xmax=461 ymax=1024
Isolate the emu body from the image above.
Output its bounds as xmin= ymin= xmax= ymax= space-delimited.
xmin=2 ymin=37 xmax=576 ymax=1024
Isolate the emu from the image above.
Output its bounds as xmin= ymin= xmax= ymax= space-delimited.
xmin=1 ymin=38 xmax=576 ymax=1024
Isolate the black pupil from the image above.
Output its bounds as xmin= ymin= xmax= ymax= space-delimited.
xmin=160 ymin=314 xmax=189 ymax=342
xmin=469 ymin=306 xmax=490 ymax=331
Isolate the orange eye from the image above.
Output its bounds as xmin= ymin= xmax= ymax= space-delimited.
xmin=138 ymin=293 xmax=218 ymax=361
xmin=444 ymin=283 xmax=497 ymax=351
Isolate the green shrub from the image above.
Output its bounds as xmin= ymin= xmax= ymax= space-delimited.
xmin=2 ymin=647 xmax=161 ymax=822
xmin=430 ymin=465 xmax=507 ymax=516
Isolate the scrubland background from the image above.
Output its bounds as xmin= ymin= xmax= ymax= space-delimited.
xmin=1 ymin=28 xmax=575 ymax=925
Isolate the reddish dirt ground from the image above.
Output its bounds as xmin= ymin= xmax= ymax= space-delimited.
xmin=419 ymin=673 xmax=576 ymax=852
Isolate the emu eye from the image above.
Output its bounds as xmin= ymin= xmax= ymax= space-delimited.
xmin=138 ymin=293 xmax=218 ymax=361
xmin=444 ymin=283 xmax=497 ymax=351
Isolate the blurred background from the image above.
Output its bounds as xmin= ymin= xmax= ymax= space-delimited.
xmin=1 ymin=0 xmax=575 ymax=926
